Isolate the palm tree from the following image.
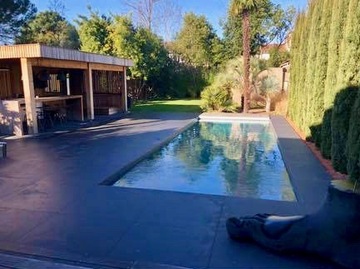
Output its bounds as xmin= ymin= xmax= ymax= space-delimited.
xmin=230 ymin=0 xmax=263 ymax=113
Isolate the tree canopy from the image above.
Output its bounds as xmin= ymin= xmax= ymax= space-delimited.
xmin=171 ymin=12 xmax=224 ymax=68
xmin=76 ymin=8 xmax=112 ymax=54
xmin=0 ymin=0 xmax=36 ymax=43
xmin=223 ymin=0 xmax=295 ymax=59
xmin=77 ymin=10 xmax=169 ymax=96
xmin=16 ymin=10 xmax=79 ymax=49
xmin=128 ymin=27 xmax=168 ymax=82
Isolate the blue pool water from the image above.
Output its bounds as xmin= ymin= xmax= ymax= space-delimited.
xmin=113 ymin=120 xmax=296 ymax=201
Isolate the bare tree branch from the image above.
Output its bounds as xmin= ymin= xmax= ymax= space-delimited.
xmin=48 ymin=0 xmax=66 ymax=17
xmin=121 ymin=0 xmax=182 ymax=40
xmin=153 ymin=0 xmax=182 ymax=41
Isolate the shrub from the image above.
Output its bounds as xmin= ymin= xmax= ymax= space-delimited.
xmin=200 ymin=83 xmax=236 ymax=112
xmin=346 ymin=90 xmax=360 ymax=181
xmin=331 ymin=87 xmax=358 ymax=173
xmin=256 ymin=75 xmax=280 ymax=112
xmin=320 ymin=108 xmax=333 ymax=159
xmin=272 ymin=92 xmax=288 ymax=115
xmin=268 ymin=47 xmax=290 ymax=68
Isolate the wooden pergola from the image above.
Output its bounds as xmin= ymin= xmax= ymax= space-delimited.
xmin=0 ymin=44 xmax=133 ymax=136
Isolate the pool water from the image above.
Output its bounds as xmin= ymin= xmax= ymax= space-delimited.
xmin=113 ymin=121 xmax=296 ymax=201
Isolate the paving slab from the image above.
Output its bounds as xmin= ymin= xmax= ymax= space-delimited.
xmin=0 ymin=252 xmax=92 ymax=269
xmin=0 ymin=112 xmax=338 ymax=268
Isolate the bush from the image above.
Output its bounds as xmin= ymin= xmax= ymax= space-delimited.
xmin=346 ymin=90 xmax=360 ymax=181
xmin=320 ymin=108 xmax=333 ymax=159
xmin=331 ymin=87 xmax=358 ymax=173
xmin=309 ymin=124 xmax=322 ymax=146
xmin=200 ymin=84 xmax=236 ymax=112
xmin=272 ymin=92 xmax=288 ymax=115
xmin=268 ymin=47 xmax=290 ymax=67
xmin=150 ymin=58 xmax=208 ymax=99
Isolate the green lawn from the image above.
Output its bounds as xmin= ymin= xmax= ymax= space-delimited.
xmin=131 ymin=99 xmax=202 ymax=113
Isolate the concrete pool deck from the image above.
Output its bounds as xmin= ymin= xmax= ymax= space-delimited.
xmin=0 ymin=112 xmax=339 ymax=268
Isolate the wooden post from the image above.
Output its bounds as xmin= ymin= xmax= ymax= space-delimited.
xmin=86 ymin=63 xmax=94 ymax=120
xmin=124 ymin=67 xmax=128 ymax=112
xmin=20 ymin=58 xmax=38 ymax=134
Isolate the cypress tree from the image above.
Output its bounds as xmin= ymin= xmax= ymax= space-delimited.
xmin=344 ymin=0 xmax=360 ymax=180
xmin=338 ymin=0 xmax=360 ymax=87
xmin=320 ymin=108 xmax=332 ymax=158
xmin=331 ymin=87 xmax=358 ymax=173
xmin=323 ymin=0 xmax=350 ymax=108
xmin=309 ymin=0 xmax=333 ymax=146
xmin=332 ymin=0 xmax=360 ymax=172
xmin=321 ymin=0 xmax=350 ymax=158
xmin=335 ymin=0 xmax=360 ymax=90
xmin=346 ymin=91 xmax=360 ymax=181
xmin=294 ymin=8 xmax=311 ymax=130
xmin=288 ymin=0 xmax=360 ymax=180
xmin=288 ymin=13 xmax=304 ymax=122
xmin=302 ymin=0 xmax=323 ymax=138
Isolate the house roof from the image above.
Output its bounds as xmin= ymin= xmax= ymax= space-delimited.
xmin=0 ymin=43 xmax=133 ymax=67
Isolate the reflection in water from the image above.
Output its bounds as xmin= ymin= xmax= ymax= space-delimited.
xmin=114 ymin=122 xmax=295 ymax=201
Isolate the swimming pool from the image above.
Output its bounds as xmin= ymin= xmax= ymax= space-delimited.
xmin=113 ymin=120 xmax=296 ymax=201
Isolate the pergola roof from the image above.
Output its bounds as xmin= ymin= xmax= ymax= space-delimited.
xmin=0 ymin=43 xmax=133 ymax=67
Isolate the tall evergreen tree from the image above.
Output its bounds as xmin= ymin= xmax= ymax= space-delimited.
xmin=172 ymin=13 xmax=222 ymax=68
xmin=294 ymin=5 xmax=311 ymax=130
xmin=336 ymin=0 xmax=360 ymax=88
xmin=331 ymin=87 xmax=358 ymax=173
xmin=288 ymin=0 xmax=360 ymax=180
xmin=288 ymin=13 xmax=305 ymax=121
xmin=323 ymin=0 xmax=350 ymax=110
xmin=321 ymin=0 xmax=350 ymax=158
xmin=288 ymin=12 xmax=304 ymax=123
xmin=346 ymin=91 xmax=360 ymax=181
xmin=309 ymin=0 xmax=333 ymax=146
xmin=331 ymin=0 xmax=360 ymax=172
xmin=302 ymin=0 xmax=323 ymax=137
xmin=343 ymin=0 xmax=360 ymax=179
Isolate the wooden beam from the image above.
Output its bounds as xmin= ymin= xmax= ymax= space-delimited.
xmin=20 ymin=58 xmax=38 ymax=134
xmin=124 ymin=68 xmax=128 ymax=112
xmin=85 ymin=64 xmax=94 ymax=120
xmin=89 ymin=63 xmax=124 ymax=72
xmin=32 ymin=58 xmax=88 ymax=69
xmin=0 ymin=44 xmax=134 ymax=67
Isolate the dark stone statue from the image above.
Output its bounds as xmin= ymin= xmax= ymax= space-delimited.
xmin=226 ymin=181 xmax=360 ymax=268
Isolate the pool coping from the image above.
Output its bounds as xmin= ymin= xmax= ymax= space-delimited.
xmin=270 ymin=115 xmax=331 ymax=210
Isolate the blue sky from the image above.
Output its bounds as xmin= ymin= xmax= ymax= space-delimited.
xmin=31 ymin=0 xmax=308 ymax=37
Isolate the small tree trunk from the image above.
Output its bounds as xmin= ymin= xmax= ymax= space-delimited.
xmin=242 ymin=9 xmax=251 ymax=113
xmin=265 ymin=96 xmax=271 ymax=113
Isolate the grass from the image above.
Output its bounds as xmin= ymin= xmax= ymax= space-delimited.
xmin=130 ymin=99 xmax=202 ymax=113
